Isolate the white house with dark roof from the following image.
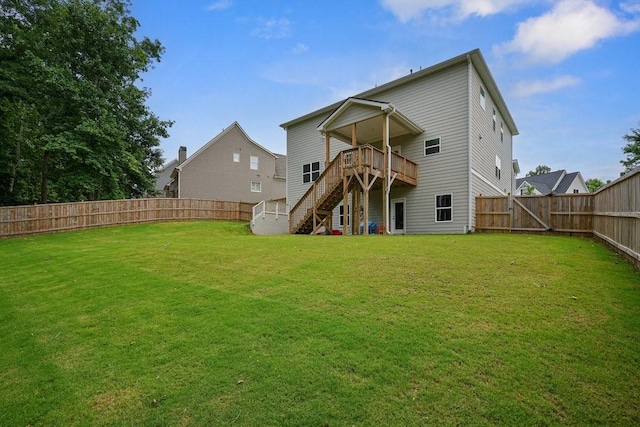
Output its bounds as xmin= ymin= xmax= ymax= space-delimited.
xmin=281 ymin=49 xmax=518 ymax=235
xmin=516 ymin=170 xmax=588 ymax=195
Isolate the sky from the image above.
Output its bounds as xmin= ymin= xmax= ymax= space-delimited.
xmin=130 ymin=0 xmax=640 ymax=183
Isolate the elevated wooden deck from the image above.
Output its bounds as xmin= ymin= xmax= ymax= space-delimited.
xmin=289 ymin=145 xmax=417 ymax=234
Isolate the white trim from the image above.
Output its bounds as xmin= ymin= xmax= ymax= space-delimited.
xmin=471 ymin=168 xmax=507 ymax=195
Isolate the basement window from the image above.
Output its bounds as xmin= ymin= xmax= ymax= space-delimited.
xmin=303 ymin=162 xmax=320 ymax=183
xmin=435 ymin=194 xmax=452 ymax=222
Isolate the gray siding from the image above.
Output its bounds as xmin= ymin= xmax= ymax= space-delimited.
xmin=284 ymin=51 xmax=516 ymax=235
xmin=470 ymin=66 xmax=513 ymax=197
xmin=180 ymin=124 xmax=285 ymax=203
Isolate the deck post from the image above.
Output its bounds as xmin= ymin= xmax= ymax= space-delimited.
xmin=343 ymin=174 xmax=349 ymax=236
xmin=363 ymin=171 xmax=370 ymax=234
xmin=382 ymin=114 xmax=389 ymax=234
xmin=325 ymin=131 xmax=331 ymax=169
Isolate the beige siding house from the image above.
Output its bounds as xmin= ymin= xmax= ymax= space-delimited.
xmin=281 ymin=49 xmax=517 ymax=234
xmin=167 ymin=122 xmax=286 ymax=203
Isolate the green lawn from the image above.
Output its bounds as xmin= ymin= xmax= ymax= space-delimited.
xmin=0 ymin=221 xmax=638 ymax=426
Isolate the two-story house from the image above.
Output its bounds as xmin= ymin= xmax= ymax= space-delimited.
xmin=280 ymin=49 xmax=518 ymax=234
xmin=163 ymin=122 xmax=286 ymax=203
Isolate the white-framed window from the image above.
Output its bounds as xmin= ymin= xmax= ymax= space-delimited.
xmin=251 ymin=181 xmax=261 ymax=192
xmin=303 ymin=161 xmax=320 ymax=183
xmin=435 ymin=194 xmax=452 ymax=222
xmin=233 ymin=153 xmax=240 ymax=162
xmin=495 ymin=156 xmax=501 ymax=180
xmin=424 ymin=138 xmax=440 ymax=156
xmin=250 ymin=156 xmax=259 ymax=170
xmin=500 ymin=122 xmax=504 ymax=142
xmin=492 ymin=108 xmax=496 ymax=131
xmin=480 ymin=86 xmax=486 ymax=110
xmin=339 ymin=204 xmax=350 ymax=226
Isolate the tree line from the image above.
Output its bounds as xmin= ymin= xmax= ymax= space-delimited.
xmin=0 ymin=0 xmax=172 ymax=206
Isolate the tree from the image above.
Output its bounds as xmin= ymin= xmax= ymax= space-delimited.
xmin=585 ymin=178 xmax=604 ymax=193
xmin=526 ymin=165 xmax=551 ymax=177
xmin=621 ymin=124 xmax=640 ymax=172
xmin=0 ymin=0 xmax=172 ymax=205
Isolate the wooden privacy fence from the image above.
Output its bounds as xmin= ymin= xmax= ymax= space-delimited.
xmin=0 ymin=198 xmax=253 ymax=237
xmin=476 ymin=168 xmax=640 ymax=270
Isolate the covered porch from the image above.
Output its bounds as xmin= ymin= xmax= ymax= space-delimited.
xmin=289 ymin=97 xmax=423 ymax=235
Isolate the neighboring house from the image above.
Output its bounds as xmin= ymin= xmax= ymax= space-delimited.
xmin=155 ymin=146 xmax=186 ymax=197
xmin=515 ymin=170 xmax=588 ymax=195
xmin=280 ymin=49 xmax=518 ymax=235
xmin=165 ymin=122 xmax=286 ymax=203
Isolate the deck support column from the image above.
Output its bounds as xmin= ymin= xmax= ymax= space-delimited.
xmin=325 ymin=131 xmax=331 ymax=169
xmin=382 ymin=114 xmax=389 ymax=234
xmin=342 ymin=175 xmax=349 ymax=236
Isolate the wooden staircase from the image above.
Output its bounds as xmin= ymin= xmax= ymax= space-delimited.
xmin=289 ymin=145 xmax=418 ymax=234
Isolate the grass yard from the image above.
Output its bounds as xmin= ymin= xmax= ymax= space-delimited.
xmin=0 ymin=221 xmax=638 ymax=426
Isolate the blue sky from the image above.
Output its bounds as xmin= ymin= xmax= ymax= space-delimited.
xmin=130 ymin=0 xmax=640 ymax=183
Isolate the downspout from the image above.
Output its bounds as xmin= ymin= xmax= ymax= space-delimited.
xmin=466 ymin=54 xmax=473 ymax=234
xmin=385 ymin=112 xmax=391 ymax=234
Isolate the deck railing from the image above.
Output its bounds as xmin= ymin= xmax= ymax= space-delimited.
xmin=289 ymin=145 xmax=418 ymax=233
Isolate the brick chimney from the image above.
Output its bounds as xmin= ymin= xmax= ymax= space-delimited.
xmin=178 ymin=146 xmax=187 ymax=164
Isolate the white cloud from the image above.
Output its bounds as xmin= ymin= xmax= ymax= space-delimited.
xmin=512 ymin=75 xmax=581 ymax=97
xmin=292 ymin=42 xmax=309 ymax=55
xmin=251 ymin=18 xmax=292 ymax=39
xmin=380 ymin=0 xmax=529 ymax=22
xmin=207 ymin=0 xmax=232 ymax=11
xmin=621 ymin=1 xmax=640 ymax=14
xmin=497 ymin=0 xmax=640 ymax=64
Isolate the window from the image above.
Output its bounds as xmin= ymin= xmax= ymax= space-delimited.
xmin=339 ymin=204 xmax=350 ymax=226
xmin=500 ymin=122 xmax=504 ymax=142
xmin=233 ymin=153 xmax=240 ymax=162
xmin=480 ymin=86 xmax=486 ymax=110
xmin=424 ymin=138 xmax=441 ymax=156
xmin=251 ymin=181 xmax=261 ymax=192
xmin=573 ymin=189 xmax=579 ymax=194
xmin=302 ymin=162 xmax=320 ymax=183
xmin=495 ymin=156 xmax=501 ymax=180
xmin=435 ymin=194 xmax=452 ymax=222
xmin=250 ymin=156 xmax=259 ymax=170
xmin=492 ymin=108 xmax=496 ymax=131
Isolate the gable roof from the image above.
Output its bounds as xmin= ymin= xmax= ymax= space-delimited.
xmin=280 ymin=49 xmax=518 ymax=136
xmin=316 ymin=97 xmax=424 ymax=144
xmin=177 ymin=121 xmax=278 ymax=172
xmin=555 ymin=171 xmax=581 ymax=193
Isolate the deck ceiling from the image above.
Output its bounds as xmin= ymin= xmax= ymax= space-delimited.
xmin=318 ymin=98 xmax=423 ymax=145
xmin=329 ymin=114 xmax=420 ymax=145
